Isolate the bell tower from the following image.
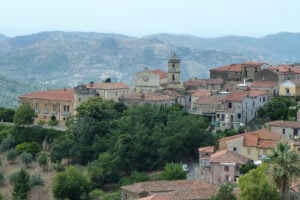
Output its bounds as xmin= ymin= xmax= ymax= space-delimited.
xmin=168 ymin=53 xmax=181 ymax=87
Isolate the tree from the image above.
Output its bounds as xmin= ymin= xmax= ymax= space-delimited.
xmin=239 ymin=164 xmax=280 ymax=200
xmin=159 ymin=163 xmax=186 ymax=180
xmin=13 ymin=104 xmax=35 ymax=127
xmin=257 ymin=96 xmax=296 ymax=123
xmin=21 ymin=152 xmax=33 ymax=168
xmin=6 ymin=149 xmax=17 ymax=164
xmin=12 ymin=168 xmax=30 ymax=200
xmin=0 ymin=107 xmax=15 ymax=122
xmin=37 ymin=152 xmax=49 ymax=171
xmin=53 ymin=167 xmax=89 ymax=200
xmin=210 ymin=183 xmax=236 ymax=200
xmin=268 ymin=142 xmax=300 ymax=200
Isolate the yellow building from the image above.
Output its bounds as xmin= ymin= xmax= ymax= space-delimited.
xmin=218 ymin=129 xmax=282 ymax=161
xmin=279 ymin=79 xmax=300 ymax=96
xmin=19 ymin=88 xmax=74 ymax=125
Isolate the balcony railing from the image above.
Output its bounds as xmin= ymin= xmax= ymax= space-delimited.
xmin=61 ymin=111 xmax=70 ymax=116
xmin=42 ymin=110 xmax=48 ymax=114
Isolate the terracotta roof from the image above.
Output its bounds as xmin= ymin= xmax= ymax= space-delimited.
xmin=218 ymin=134 xmax=244 ymax=143
xmin=210 ymin=149 xmax=249 ymax=164
xmin=126 ymin=92 xmax=175 ymax=101
xmin=139 ymin=194 xmax=169 ymax=200
xmin=206 ymin=79 xmax=223 ymax=85
xmin=210 ymin=63 xmax=241 ymax=72
xmin=161 ymin=89 xmax=183 ymax=98
xmin=194 ymin=96 xmax=224 ymax=105
xmin=242 ymin=61 xmax=266 ymax=67
xmin=224 ymin=91 xmax=249 ymax=102
xmin=86 ymin=82 xmax=128 ymax=90
xmin=268 ymin=65 xmax=300 ymax=74
xmin=199 ymin=146 xmax=215 ymax=153
xmin=184 ymin=79 xmax=206 ymax=87
xmin=243 ymin=129 xmax=281 ymax=149
xmin=251 ymin=81 xmax=278 ymax=88
xmin=249 ymin=89 xmax=268 ymax=97
xmin=192 ymin=89 xmax=211 ymax=97
xmin=20 ymin=88 xmax=74 ymax=101
xmin=152 ymin=69 xmax=168 ymax=79
xmin=243 ymin=133 xmax=259 ymax=147
xmin=122 ymin=180 xmax=218 ymax=200
xmin=269 ymin=120 xmax=300 ymax=129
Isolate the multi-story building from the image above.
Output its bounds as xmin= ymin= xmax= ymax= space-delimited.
xmin=278 ymin=79 xmax=300 ymax=97
xmin=74 ymin=82 xmax=130 ymax=110
xmin=19 ymin=88 xmax=74 ymax=125
xmin=210 ymin=62 xmax=267 ymax=82
xmin=269 ymin=120 xmax=300 ymax=140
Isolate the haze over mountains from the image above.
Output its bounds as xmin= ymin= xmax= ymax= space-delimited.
xmin=0 ymin=31 xmax=300 ymax=108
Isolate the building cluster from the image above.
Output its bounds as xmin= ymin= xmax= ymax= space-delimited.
xmin=19 ymin=54 xmax=300 ymax=199
xmin=19 ymin=54 xmax=300 ymax=130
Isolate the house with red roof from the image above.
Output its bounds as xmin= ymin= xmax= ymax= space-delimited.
xmin=19 ymin=88 xmax=74 ymax=125
xmin=217 ymin=129 xmax=282 ymax=161
xmin=198 ymin=148 xmax=250 ymax=185
xmin=268 ymin=120 xmax=300 ymax=140
xmin=210 ymin=62 xmax=267 ymax=82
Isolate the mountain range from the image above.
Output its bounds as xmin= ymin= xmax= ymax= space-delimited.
xmin=0 ymin=31 xmax=300 ymax=108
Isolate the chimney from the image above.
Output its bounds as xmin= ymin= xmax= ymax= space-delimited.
xmin=90 ymin=81 xmax=94 ymax=87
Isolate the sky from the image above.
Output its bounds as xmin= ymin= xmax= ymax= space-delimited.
xmin=1 ymin=0 xmax=300 ymax=38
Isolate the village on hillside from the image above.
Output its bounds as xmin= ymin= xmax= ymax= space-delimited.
xmin=18 ymin=54 xmax=300 ymax=200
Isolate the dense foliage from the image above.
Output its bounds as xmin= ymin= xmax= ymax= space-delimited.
xmin=53 ymin=167 xmax=89 ymax=200
xmin=0 ymin=107 xmax=15 ymax=122
xmin=63 ymin=97 xmax=212 ymax=171
xmin=13 ymin=104 xmax=35 ymax=127
xmin=258 ymin=96 xmax=297 ymax=123
xmin=209 ymin=183 xmax=236 ymax=200
xmin=239 ymin=164 xmax=279 ymax=200
xmin=12 ymin=169 xmax=30 ymax=200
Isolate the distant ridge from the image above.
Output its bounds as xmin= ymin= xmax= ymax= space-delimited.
xmin=0 ymin=33 xmax=8 ymax=41
xmin=0 ymin=31 xmax=300 ymax=107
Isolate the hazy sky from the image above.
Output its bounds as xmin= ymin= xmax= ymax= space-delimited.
xmin=1 ymin=0 xmax=300 ymax=38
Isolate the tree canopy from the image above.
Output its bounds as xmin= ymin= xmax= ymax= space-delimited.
xmin=52 ymin=167 xmax=89 ymax=200
xmin=267 ymin=142 xmax=300 ymax=200
xmin=13 ymin=104 xmax=35 ymax=127
xmin=239 ymin=164 xmax=279 ymax=200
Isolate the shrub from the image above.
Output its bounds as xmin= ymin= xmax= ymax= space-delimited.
xmin=0 ymin=171 xmax=4 ymax=186
xmin=21 ymin=152 xmax=33 ymax=167
xmin=54 ymin=163 xmax=65 ymax=172
xmin=29 ymin=173 xmax=44 ymax=188
xmin=0 ymin=134 xmax=15 ymax=152
xmin=47 ymin=119 xmax=58 ymax=126
xmin=37 ymin=152 xmax=49 ymax=171
xmin=159 ymin=162 xmax=187 ymax=180
xmin=6 ymin=149 xmax=17 ymax=164
xmin=37 ymin=119 xmax=46 ymax=126
xmin=9 ymin=172 xmax=19 ymax=185
xmin=15 ymin=142 xmax=41 ymax=156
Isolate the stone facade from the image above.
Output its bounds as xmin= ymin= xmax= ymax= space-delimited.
xmin=19 ymin=88 xmax=74 ymax=125
xmin=167 ymin=54 xmax=181 ymax=88
xmin=135 ymin=68 xmax=161 ymax=93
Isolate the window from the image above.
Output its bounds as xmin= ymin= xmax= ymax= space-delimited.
xmin=283 ymin=128 xmax=285 ymax=135
xmin=247 ymin=148 xmax=251 ymax=154
xmin=237 ymin=114 xmax=241 ymax=119
xmin=263 ymin=97 xmax=266 ymax=102
xmin=78 ymin=97 xmax=81 ymax=102
xmin=44 ymin=104 xmax=47 ymax=110
xmin=63 ymin=105 xmax=70 ymax=112
xmin=253 ymin=101 xmax=255 ymax=107
xmin=286 ymin=88 xmax=290 ymax=93
xmin=224 ymin=166 xmax=229 ymax=172
xmin=35 ymin=103 xmax=39 ymax=110
xmin=172 ymin=74 xmax=175 ymax=81
xmin=116 ymin=91 xmax=118 ymax=96
xmin=255 ymin=68 xmax=258 ymax=72
xmin=233 ymin=147 xmax=237 ymax=152
xmin=172 ymin=64 xmax=175 ymax=68
xmin=52 ymin=104 xmax=57 ymax=111
xmin=228 ymin=102 xmax=232 ymax=109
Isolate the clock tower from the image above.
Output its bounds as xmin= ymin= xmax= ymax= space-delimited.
xmin=168 ymin=53 xmax=181 ymax=87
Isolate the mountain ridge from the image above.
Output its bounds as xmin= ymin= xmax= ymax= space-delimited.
xmin=0 ymin=31 xmax=299 ymax=108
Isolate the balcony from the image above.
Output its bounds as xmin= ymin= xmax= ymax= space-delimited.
xmin=61 ymin=112 xmax=70 ymax=116
xmin=42 ymin=110 xmax=48 ymax=114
